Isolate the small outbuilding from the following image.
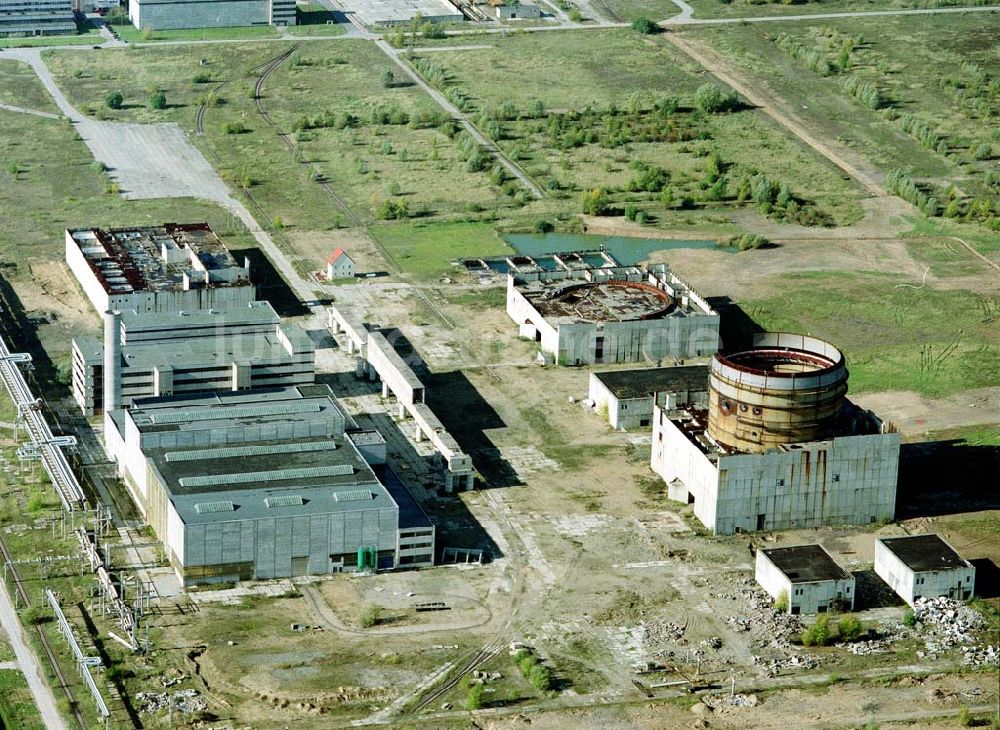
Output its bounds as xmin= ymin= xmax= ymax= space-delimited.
xmin=327 ymin=248 xmax=355 ymax=280
xmin=755 ymin=544 xmax=855 ymax=615
xmin=496 ymin=3 xmax=540 ymax=19
xmin=588 ymin=365 xmax=707 ymax=430
xmin=875 ymin=534 xmax=975 ymax=606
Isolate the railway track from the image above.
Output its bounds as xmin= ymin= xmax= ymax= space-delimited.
xmin=406 ymin=636 xmax=508 ymax=714
xmin=0 ymin=535 xmax=87 ymax=730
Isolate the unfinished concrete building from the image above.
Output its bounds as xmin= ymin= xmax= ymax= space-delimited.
xmin=506 ymin=263 xmax=719 ymax=366
xmin=65 ymin=224 xmax=254 ymax=315
xmin=875 ymin=534 xmax=975 ymax=605
xmin=104 ymin=384 xmax=434 ymax=585
xmin=651 ymin=333 xmax=900 ymax=535
xmin=71 ymin=302 xmax=315 ymax=416
xmin=588 ymin=365 xmax=707 ymax=430
xmin=755 ymin=544 xmax=855 ymax=615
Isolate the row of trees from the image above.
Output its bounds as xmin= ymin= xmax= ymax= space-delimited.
xmin=104 ymin=90 xmax=166 ymax=110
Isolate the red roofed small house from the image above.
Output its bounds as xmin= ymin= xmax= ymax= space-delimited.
xmin=326 ymin=248 xmax=355 ymax=280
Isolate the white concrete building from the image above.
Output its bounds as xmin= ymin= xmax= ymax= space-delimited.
xmin=875 ymin=534 xmax=975 ymax=606
xmin=755 ymin=544 xmax=855 ymax=615
xmin=65 ymin=224 xmax=255 ymax=315
xmin=589 ymin=365 xmax=707 ymax=430
xmin=496 ymin=3 xmax=540 ymax=19
xmin=326 ymin=247 xmax=355 ymax=280
xmin=652 ymin=406 xmax=900 ymax=535
xmin=507 ymin=263 xmax=719 ymax=366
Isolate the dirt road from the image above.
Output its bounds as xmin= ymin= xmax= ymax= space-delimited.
xmin=664 ymin=33 xmax=903 ymax=204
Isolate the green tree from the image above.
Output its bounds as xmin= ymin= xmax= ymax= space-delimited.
xmin=359 ymin=605 xmax=382 ymax=627
xmin=837 ymin=615 xmax=864 ymax=641
xmin=381 ymin=69 xmax=395 ymax=88
xmin=148 ymin=91 xmax=167 ymax=110
xmin=580 ymin=188 xmax=609 ymax=215
xmin=693 ymin=83 xmax=738 ymax=113
xmin=774 ymin=590 xmax=789 ymax=612
xmin=801 ymin=614 xmax=831 ymax=646
xmin=466 ymin=682 xmax=485 ymax=710
xmin=105 ymin=90 xmax=124 ymax=109
xmin=631 ymin=16 xmax=657 ymax=34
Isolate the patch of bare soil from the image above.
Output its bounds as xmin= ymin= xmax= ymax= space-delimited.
xmin=851 ymin=387 xmax=1000 ymax=438
xmin=283 ymin=227 xmax=388 ymax=277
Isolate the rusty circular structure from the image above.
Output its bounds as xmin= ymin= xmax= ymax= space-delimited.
xmin=538 ymin=280 xmax=675 ymax=322
xmin=707 ymin=333 xmax=848 ymax=453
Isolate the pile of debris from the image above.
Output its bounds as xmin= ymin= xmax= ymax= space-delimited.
xmin=911 ymin=597 xmax=994 ymax=661
xmin=961 ymin=644 xmax=998 ymax=667
xmin=643 ymin=618 xmax=687 ymax=653
xmin=136 ymin=689 xmax=207 ymax=715
xmin=703 ymin=692 xmax=759 ymax=710
xmin=751 ymin=653 xmax=818 ymax=675
xmin=843 ymin=638 xmax=891 ymax=655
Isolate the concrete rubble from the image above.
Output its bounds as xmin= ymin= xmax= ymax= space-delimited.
xmin=703 ymin=693 xmax=759 ymax=709
xmin=910 ymin=597 xmax=995 ymax=663
xmin=136 ymin=689 xmax=207 ymax=714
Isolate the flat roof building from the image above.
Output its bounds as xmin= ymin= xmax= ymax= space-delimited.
xmin=507 ymin=263 xmax=719 ymax=366
xmin=71 ymin=302 xmax=315 ymax=416
xmin=0 ymin=0 xmax=75 ymax=36
xmin=875 ymin=534 xmax=975 ymax=606
xmin=588 ymin=365 xmax=707 ymax=430
xmin=337 ymin=0 xmax=462 ymax=26
xmin=105 ymin=385 xmax=434 ymax=586
xmin=129 ymin=0 xmax=296 ymax=30
xmin=651 ymin=334 xmax=900 ymax=535
xmin=755 ymin=545 xmax=855 ymax=615
xmin=65 ymin=224 xmax=255 ymax=314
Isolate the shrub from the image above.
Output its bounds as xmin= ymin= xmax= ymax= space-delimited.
xmin=629 ymin=163 xmax=669 ymax=193
xmin=380 ymin=69 xmax=395 ymax=88
xmin=21 ymin=606 xmax=50 ymax=625
xmin=534 ymin=219 xmax=554 ymax=233
xmin=694 ymin=83 xmax=739 ymax=113
xmin=631 ymin=16 xmax=657 ymax=34
xmin=568 ymin=7 xmax=582 ymax=21
xmin=222 ymin=121 xmax=247 ymax=134
xmin=973 ymin=142 xmax=992 ymax=160
xmin=725 ymin=233 xmax=768 ymax=251
xmin=624 ymin=204 xmax=638 ymax=221
xmin=655 ymin=95 xmax=679 ymax=116
xmin=837 ymin=615 xmax=864 ymax=641
xmin=580 ymin=188 xmax=610 ymax=215
xmin=421 ymin=21 xmax=445 ymax=39
xmin=192 ymin=71 xmax=212 ymax=83
xmin=801 ymin=614 xmax=831 ymax=647
xmin=842 ymin=75 xmax=883 ymax=109
xmin=902 ymin=609 xmax=916 ymax=627
xmin=359 ymin=605 xmax=382 ymax=628
xmin=148 ymin=91 xmax=167 ymax=110
xmin=377 ymin=199 xmax=410 ymax=220
xmin=466 ymin=682 xmax=485 ymax=710
xmin=774 ymin=590 xmax=789 ymax=613
xmin=528 ymin=664 xmax=552 ymax=691
xmin=104 ymin=91 xmax=124 ymax=109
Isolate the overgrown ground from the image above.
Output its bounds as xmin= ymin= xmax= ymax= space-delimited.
xmin=681 ymin=0 xmax=1000 ymax=20
xmin=682 ymin=13 xmax=1000 ymax=233
xmin=0 ymin=669 xmax=45 ymax=730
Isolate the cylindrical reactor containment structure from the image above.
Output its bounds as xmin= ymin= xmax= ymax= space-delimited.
xmin=707 ymin=333 xmax=848 ymax=453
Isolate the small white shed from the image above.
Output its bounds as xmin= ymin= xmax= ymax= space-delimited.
xmin=875 ymin=534 xmax=975 ymax=606
xmin=326 ymin=248 xmax=355 ymax=280
xmin=756 ymin=544 xmax=855 ymax=615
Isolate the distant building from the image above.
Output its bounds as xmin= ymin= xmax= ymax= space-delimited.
xmin=338 ymin=0 xmax=462 ymax=27
xmin=104 ymin=384 xmax=435 ymax=586
xmin=65 ymin=224 xmax=255 ymax=315
xmin=875 ymin=534 xmax=975 ymax=606
xmin=0 ymin=0 xmax=75 ymax=36
xmin=506 ymin=263 xmax=719 ymax=366
xmin=755 ymin=545 xmax=855 ymax=615
xmin=588 ymin=365 xmax=707 ymax=430
xmin=71 ymin=302 xmax=315 ymax=416
xmin=326 ymin=248 xmax=355 ymax=280
xmin=128 ymin=0 xmax=296 ymax=29
xmin=496 ymin=2 xmax=540 ymax=19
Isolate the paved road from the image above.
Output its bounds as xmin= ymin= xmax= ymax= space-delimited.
xmin=0 ymin=583 xmax=66 ymax=729
xmin=376 ymin=38 xmax=544 ymax=199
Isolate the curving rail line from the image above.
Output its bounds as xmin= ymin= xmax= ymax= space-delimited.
xmin=406 ymin=636 xmax=508 ymax=714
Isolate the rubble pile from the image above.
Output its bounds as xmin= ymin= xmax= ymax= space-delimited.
xmin=703 ymin=693 xmax=759 ymax=710
xmin=911 ymin=597 xmax=995 ymax=662
xmin=751 ymin=653 xmax=818 ymax=675
xmin=844 ymin=638 xmax=890 ymax=655
xmin=643 ymin=619 xmax=687 ymax=653
xmin=136 ymin=689 xmax=207 ymax=715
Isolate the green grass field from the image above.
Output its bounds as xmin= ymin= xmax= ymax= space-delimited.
xmin=371 ymin=221 xmax=512 ymax=278
xmin=0 ymin=60 xmax=60 ymax=114
xmin=683 ymin=13 xmax=1000 ymax=215
xmin=109 ymin=22 xmax=280 ymax=42
xmin=741 ymin=271 xmax=1000 ymax=397
xmin=0 ymin=670 xmax=44 ymax=730
xmin=682 ymin=0 xmax=1000 ymax=19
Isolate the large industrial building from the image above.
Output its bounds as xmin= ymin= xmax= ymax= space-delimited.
xmin=651 ymin=333 xmax=900 ymax=535
xmin=0 ymin=0 xmax=75 ymax=36
xmin=336 ymin=0 xmax=462 ymax=27
xmin=589 ymin=365 xmax=707 ymax=430
xmin=506 ymin=263 xmax=719 ymax=366
xmin=71 ymin=302 xmax=315 ymax=415
xmin=128 ymin=0 xmax=296 ymax=30
xmin=65 ymin=224 xmax=255 ymax=315
xmin=104 ymin=384 xmax=435 ymax=585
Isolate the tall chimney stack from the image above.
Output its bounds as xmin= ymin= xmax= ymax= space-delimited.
xmin=103 ymin=310 xmax=122 ymax=413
